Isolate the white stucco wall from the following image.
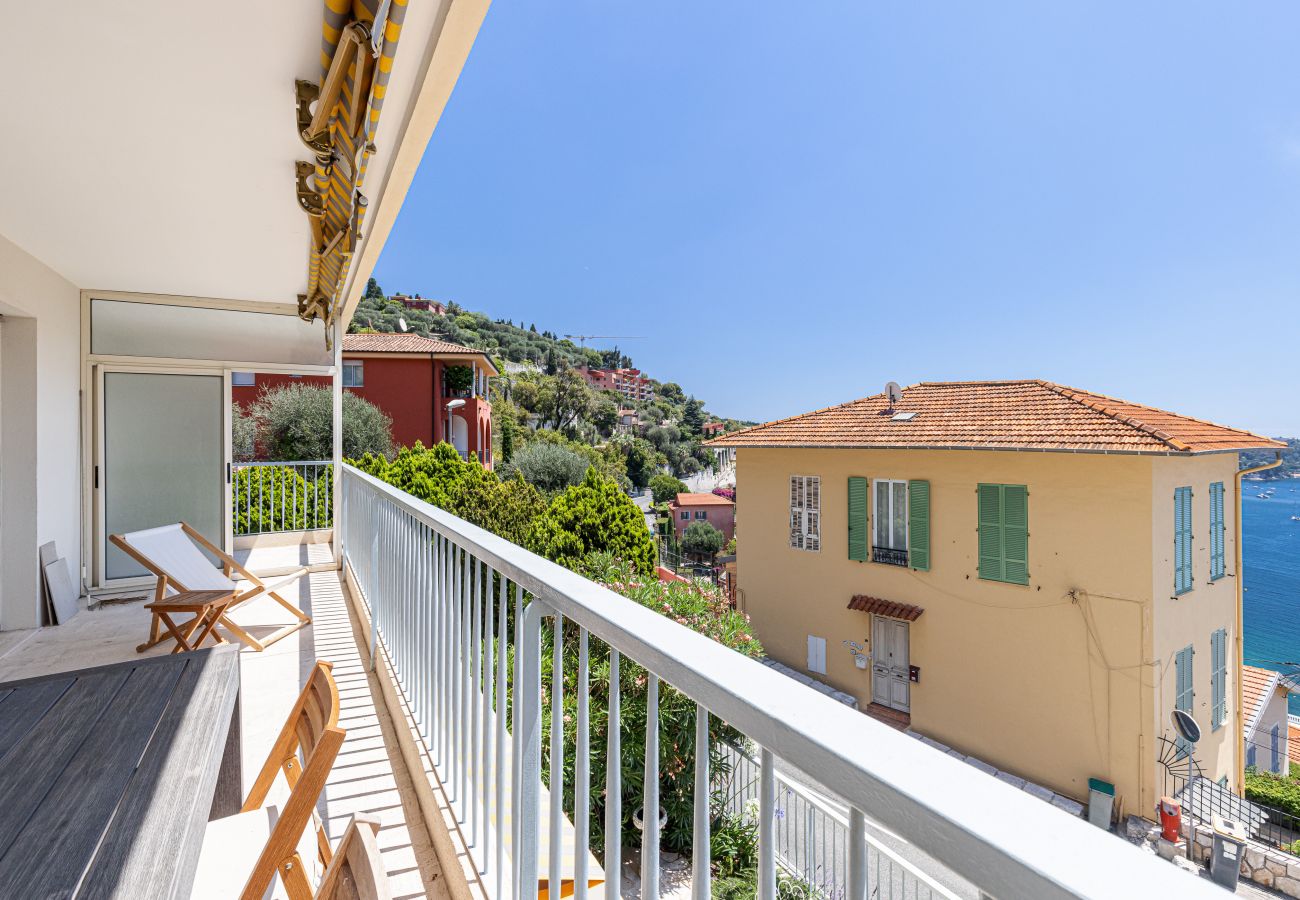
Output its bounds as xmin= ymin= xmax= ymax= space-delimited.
xmin=0 ymin=233 xmax=81 ymax=629
xmin=1248 ymin=687 xmax=1291 ymax=775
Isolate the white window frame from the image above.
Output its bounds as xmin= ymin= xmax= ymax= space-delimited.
xmin=789 ymin=475 xmax=821 ymax=552
xmin=873 ymin=478 xmax=909 ymax=552
xmin=342 ymin=359 xmax=364 ymax=387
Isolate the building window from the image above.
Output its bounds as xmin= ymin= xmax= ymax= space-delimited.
xmin=977 ymin=484 xmax=1029 ymax=585
xmin=695 ymin=510 xmax=707 ymax=520
xmin=1174 ymin=486 xmax=1193 ymax=595
xmin=681 ymin=511 xmax=690 ymax=521
xmin=231 ymin=371 xmax=255 ymax=386
xmin=1211 ymin=628 xmax=1227 ymax=731
xmin=342 ymin=360 xmax=364 ymax=387
xmin=789 ymin=475 xmax=821 ymax=552
xmin=1175 ymin=644 xmax=1194 ymax=758
xmin=1209 ymin=481 xmax=1225 ymax=580
xmin=872 ymin=479 xmax=909 ymax=566
xmin=807 ymin=635 xmax=827 ymax=675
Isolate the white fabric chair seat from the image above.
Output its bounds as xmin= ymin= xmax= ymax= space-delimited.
xmin=191 ymin=805 xmax=323 ymax=900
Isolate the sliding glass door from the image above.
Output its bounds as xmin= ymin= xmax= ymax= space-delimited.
xmin=97 ymin=369 xmax=228 ymax=583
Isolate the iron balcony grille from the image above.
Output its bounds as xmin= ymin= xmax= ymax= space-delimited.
xmin=872 ymin=546 xmax=909 ymax=567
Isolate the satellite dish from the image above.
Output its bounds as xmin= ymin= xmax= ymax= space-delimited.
xmin=397 ymin=317 xmax=409 ymax=333
xmin=1170 ymin=709 xmax=1201 ymax=745
xmin=885 ymin=381 xmax=903 ymax=407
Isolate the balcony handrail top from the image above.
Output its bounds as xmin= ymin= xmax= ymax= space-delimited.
xmin=234 ymin=459 xmax=334 ymax=467
xmin=341 ymin=463 xmax=1220 ymax=900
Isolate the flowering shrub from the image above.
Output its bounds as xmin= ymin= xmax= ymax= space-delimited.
xmin=712 ymin=486 xmax=735 ymax=502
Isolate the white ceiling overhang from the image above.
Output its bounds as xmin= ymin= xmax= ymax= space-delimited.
xmin=0 ymin=0 xmax=488 ymax=329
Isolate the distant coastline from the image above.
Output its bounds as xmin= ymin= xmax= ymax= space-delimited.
xmin=1242 ymin=437 xmax=1300 ymax=480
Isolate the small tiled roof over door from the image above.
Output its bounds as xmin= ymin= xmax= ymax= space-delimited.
xmin=847 ymin=595 xmax=924 ymax=621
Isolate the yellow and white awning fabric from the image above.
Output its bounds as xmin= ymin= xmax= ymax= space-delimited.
xmin=296 ymin=0 xmax=407 ymax=345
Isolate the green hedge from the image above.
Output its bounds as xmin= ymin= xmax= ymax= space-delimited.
xmin=233 ymin=465 xmax=333 ymax=535
xmin=1244 ymin=764 xmax=1300 ymax=819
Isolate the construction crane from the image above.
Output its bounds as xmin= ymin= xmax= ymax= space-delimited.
xmin=563 ymin=334 xmax=645 ymax=346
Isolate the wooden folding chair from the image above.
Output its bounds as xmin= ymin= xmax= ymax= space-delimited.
xmin=110 ymin=522 xmax=311 ymax=652
xmin=315 ymin=815 xmax=391 ymax=900
xmin=193 ymin=661 xmax=346 ymax=900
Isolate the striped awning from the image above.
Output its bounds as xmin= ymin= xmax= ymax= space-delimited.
xmin=295 ymin=0 xmax=407 ymax=345
xmin=846 ymin=595 xmax=924 ymax=621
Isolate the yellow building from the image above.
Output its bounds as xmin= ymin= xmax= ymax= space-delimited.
xmin=708 ymin=380 xmax=1283 ymax=821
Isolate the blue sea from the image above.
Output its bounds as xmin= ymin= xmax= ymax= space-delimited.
xmin=1242 ymin=479 xmax=1300 ymax=715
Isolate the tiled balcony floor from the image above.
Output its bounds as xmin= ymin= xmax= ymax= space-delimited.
xmin=0 ymin=568 xmax=441 ymax=900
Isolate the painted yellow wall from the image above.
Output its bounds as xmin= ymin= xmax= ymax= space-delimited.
xmin=1148 ymin=455 xmax=1240 ymax=794
xmin=735 ymin=447 xmax=1239 ymax=820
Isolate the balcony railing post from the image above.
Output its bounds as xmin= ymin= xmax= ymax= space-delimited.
xmin=642 ymin=673 xmax=660 ymax=900
xmin=691 ymin=703 xmax=710 ymax=900
xmin=518 ymin=599 xmax=545 ymax=898
xmin=604 ymin=650 xmax=621 ymax=900
xmin=758 ymin=748 xmax=776 ymax=900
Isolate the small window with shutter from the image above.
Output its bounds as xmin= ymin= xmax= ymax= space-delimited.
xmin=1210 ymin=628 xmax=1227 ymax=731
xmin=977 ymin=483 xmax=1028 ymax=585
xmin=1209 ymin=482 xmax=1225 ymax=581
xmin=1175 ymin=644 xmax=1194 ymax=757
xmin=847 ymin=477 xmax=869 ymax=562
xmin=1174 ymin=487 xmax=1193 ymax=595
xmin=789 ymin=475 xmax=821 ymax=552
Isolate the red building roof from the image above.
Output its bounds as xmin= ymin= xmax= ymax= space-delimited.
xmin=343 ymin=333 xmax=497 ymax=374
xmin=672 ymin=493 xmax=735 ymax=507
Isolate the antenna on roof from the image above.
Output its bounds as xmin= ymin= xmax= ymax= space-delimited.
xmin=885 ymin=381 xmax=903 ymax=412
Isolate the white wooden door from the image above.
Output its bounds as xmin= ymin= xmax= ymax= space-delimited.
xmin=871 ymin=616 xmax=910 ymax=712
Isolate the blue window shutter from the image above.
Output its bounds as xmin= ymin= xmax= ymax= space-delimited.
xmin=1174 ymin=487 xmax=1193 ymax=595
xmin=1209 ymin=482 xmax=1225 ymax=580
xmin=1211 ymin=629 xmax=1226 ymax=731
xmin=1175 ymin=644 xmax=1195 ymax=756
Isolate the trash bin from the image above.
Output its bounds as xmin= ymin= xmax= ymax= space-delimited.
xmin=1088 ymin=778 xmax=1115 ymax=830
xmin=1209 ymin=814 xmax=1248 ymax=890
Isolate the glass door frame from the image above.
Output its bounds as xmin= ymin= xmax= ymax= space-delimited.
xmin=91 ymin=363 xmax=232 ymax=590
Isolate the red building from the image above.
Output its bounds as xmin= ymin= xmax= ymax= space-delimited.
xmin=576 ymin=365 xmax=655 ymax=402
xmin=669 ymin=493 xmax=736 ymax=542
xmin=392 ymin=294 xmax=447 ymax=315
xmin=233 ymin=333 xmax=496 ymax=466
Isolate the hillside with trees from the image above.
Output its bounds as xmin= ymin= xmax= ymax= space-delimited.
xmin=1241 ymin=438 xmax=1300 ymax=480
xmin=352 ymin=279 xmax=752 ymax=485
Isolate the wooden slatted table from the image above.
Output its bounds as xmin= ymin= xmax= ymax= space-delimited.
xmin=0 ymin=646 xmax=241 ymax=899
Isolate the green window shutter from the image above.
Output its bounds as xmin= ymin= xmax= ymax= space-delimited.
xmin=908 ymin=480 xmax=931 ymax=571
xmin=1001 ymin=484 xmax=1029 ymax=585
xmin=977 ymin=483 xmax=1003 ymax=581
xmin=847 ymin=477 xmax=868 ymax=562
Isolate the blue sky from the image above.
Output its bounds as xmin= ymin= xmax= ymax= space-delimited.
xmin=374 ymin=3 xmax=1300 ymax=435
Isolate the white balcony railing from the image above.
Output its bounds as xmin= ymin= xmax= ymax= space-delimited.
xmin=233 ymin=460 xmax=334 ymax=535
xmin=339 ymin=463 xmax=1222 ymax=900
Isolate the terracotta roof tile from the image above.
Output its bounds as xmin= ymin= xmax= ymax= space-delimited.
xmin=706 ymin=380 xmax=1283 ymax=455
xmin=1242 ymin=665 xmax=1282 ymax=732
xmin=1290 ymin=724 xmax=1300 ymax=766
xmin=846 ymin=595 xmax=924 ymax=621
xmin=672 ymin=493 xmax=734 ymax=507
xmin=343 ymin=333 xmax=488 ymax=356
